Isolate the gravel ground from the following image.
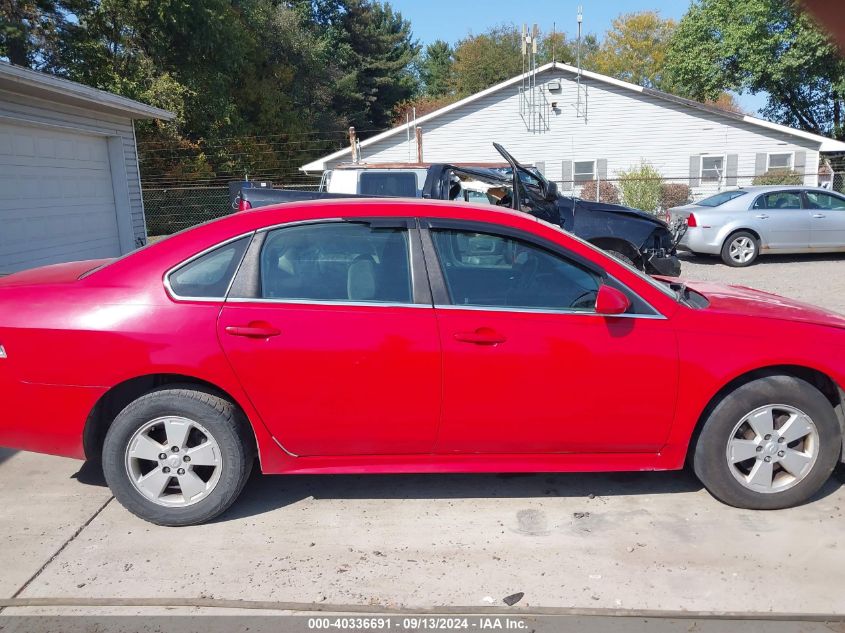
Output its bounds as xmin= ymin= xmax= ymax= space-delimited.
xmin=678 ymin=251 xmax=845 ymax=315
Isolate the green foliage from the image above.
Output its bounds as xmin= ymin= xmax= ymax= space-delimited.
xmin=617 ymin=162 xmax=664 ymax=213
xmin=537 ymin=31 xmax=600 ymax=68
xmin=752 ymin=169 xmax=804 ymax=185
xmin=664 ymin=0 xmax=845 ymax=138
xmin=419 ymin=40 xmax=454 ymax=97
xmin=659 ymin=183 xmax=692 ymax=209
xmin=451 ymin=25 xmax=523 ymax=97
xmin=593 ymin=11 xmax=676 ymax=89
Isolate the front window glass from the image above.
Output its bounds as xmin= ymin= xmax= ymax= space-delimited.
xmin=431 ymin=229 xmax=601 ymax=311
xmin=806 ymin=191 xmax=845 ymax=210
xmin=754 ymin=192 xmax=802 ymax=210
xmin=168 ymin=236 xmax=250 ymax=298
xmin=696 ymin=190 xmax=747 ymax=207
xmin=701 ymin=156 xmax=724 ymax=181
xmin=260 ymin=222 xmax=412 ymax=303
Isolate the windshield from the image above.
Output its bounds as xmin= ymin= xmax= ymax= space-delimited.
xmin=696 ymin=190 xmax=747 ymax=207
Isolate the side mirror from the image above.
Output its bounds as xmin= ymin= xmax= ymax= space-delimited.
xmin=544 ymin=180 xmax=558 ymax=200
xmin=595 ymin=285 xmax=631 ymax=316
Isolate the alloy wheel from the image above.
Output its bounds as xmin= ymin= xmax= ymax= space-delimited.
xmin=725 ymin=404 xmax=819 ymax=494
xmin=728 ymin=236 xmax=756 ymax=264
xmin=125 ymin=416 xmax=223 ymax=507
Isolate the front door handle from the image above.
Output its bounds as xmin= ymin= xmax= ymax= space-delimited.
xmin=812 ymin=213 xmax=826 ymax=219
xmin=454 ymin=327 xmax=507 ymax=345
xmin=225 ymin=323 xmax=281 ymax=338
xmin=755 ymin=214 xmax=769 ymax=219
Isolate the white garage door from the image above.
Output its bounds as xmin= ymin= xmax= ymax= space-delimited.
xmin=0 ymin=120 xmax=122 ymax=273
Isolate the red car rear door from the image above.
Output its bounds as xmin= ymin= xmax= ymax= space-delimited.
xmin=423 ymin=221 xmax=678 ymax=454
xmin=218 ymin=219 xmax=441 ymax=456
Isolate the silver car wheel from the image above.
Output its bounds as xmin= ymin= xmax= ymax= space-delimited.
xmin=728 ymin=236 xmax=756 ymax=263
xmin=125 ymin=416 xmax=223 ymax=507
xmin=725 ymin=404 xmax=819 ymax=494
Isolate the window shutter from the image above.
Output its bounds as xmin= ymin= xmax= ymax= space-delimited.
xmin=534 ymin=160 xmax=545 ymax=175
xmin=755 ymin=153 xmax=767 ymax=176
xmin=561 ymin=160 xmax=573 ymax=188
xmin=597 ymin=159 xmax=608 ymax=181
xmin=726 ymin=154 xmax=738 ymax=186
xmin=794 ymin=151 xmax=806 ymax=183
xmin=689 ymin=156 xmax=701 ymax=187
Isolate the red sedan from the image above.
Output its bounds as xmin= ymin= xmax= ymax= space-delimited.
xmin=1 ymin=199 xmax=843 ymax=525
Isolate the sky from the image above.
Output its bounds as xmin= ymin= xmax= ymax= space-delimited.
xmin=389 ymin=0 xmax=767 ymax=115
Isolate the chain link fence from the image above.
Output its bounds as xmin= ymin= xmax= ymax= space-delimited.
xmin=143 ymin=184 xmax=320 ymax=239
xmin=142 ymin=172 xmax=845 ymax=238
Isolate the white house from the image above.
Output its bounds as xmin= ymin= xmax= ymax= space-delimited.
xmin=0 ymin=62 xmax=174 ymax=273
xmin=301 ymin=62 xmax=845 ymax=199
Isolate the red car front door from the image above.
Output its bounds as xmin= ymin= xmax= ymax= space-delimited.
xmin=218 ymin=220 xmax=441 ymax=456
xmin=426 ymin=224 xmax=678 ymax=454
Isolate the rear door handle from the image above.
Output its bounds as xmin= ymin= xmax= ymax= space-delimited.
xmin=755 ymin=214 xmax=769 ymax=219
xmin=454 ymin=327 xmax=507 ymax=345
xmin=812 ymin=213 xmax=826 ymax=219
xmin=225 ymin=323 xmax=281 ymax=338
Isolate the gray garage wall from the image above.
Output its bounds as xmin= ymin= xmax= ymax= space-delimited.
xmin=0 ymin=90 xmax=147 ymax=250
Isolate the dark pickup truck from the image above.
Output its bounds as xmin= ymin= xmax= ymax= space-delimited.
xmin=237 ymin=143 xmax=681 ymax=276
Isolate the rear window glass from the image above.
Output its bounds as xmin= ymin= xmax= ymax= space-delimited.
xmin=168 ymin=237 xmax=250 ymax=298
xmin=696 ymin=190 xmax=747 ymax=207
xmin=359 ymin=172 xmax=418 ymax=197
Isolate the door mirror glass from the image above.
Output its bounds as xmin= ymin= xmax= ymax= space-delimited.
xmin=595 ymin=285 xmax=631 ymax=315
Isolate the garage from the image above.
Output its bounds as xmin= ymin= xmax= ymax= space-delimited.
xmin=0 ymin=61 xmax=174 ymax=274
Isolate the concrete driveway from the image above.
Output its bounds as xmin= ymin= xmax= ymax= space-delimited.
xmin=2 ymin=253 xmax=845 ymax=620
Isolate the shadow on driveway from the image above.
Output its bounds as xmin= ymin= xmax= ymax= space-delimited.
xmin=216 ymin=468 xmax=708 ymax=523
xmin=679 ymin=251 xmax=845 ymax=267
xmin=0 ymin=447 xmax=17 ymax=466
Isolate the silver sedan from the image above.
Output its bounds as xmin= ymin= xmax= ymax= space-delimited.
xmin=669 ymin=185 xmax=845 ymax=267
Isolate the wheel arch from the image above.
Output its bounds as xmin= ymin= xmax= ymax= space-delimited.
xmin=587 ymin=237 xmax=641 ymax=263
xmin=721 ymin=226 xmax=762 ymax=250
xmin=686 ymin=364 xmax=845 ymax=464
xmin=83 ymin=373 xmax=259 ymax=463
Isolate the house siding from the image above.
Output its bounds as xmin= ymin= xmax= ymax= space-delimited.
xmin=330 ymin=68 xmax=820 ymax=196
xmin=0 ymin=89 xmax=147 ymax=249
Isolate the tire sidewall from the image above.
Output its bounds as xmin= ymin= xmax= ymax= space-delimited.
xmin=102 ymin=390 xmax=252 ymax=526
xmin=694 ymin=376 xmax=841 ymax=510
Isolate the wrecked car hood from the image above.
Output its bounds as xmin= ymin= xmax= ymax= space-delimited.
xmin=571 ymin=199 xmax=670 ymax=227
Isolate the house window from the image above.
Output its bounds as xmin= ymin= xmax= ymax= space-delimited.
xmin=573 ymin=160 xmax=596 ymax=183
xmin=701 ymin=156 xmax=724 ymax=182
xmin=767 ymin=153 xmax=793 ymax=171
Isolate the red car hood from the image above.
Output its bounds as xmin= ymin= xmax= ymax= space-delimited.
xmin=684 ymin=280 xmax=845 ymax=330
xmin=0 ymin=259 xmax=112 ymax=287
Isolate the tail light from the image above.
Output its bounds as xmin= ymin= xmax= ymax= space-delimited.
xmin=237 ymin=198 xmax=252 ymax=212
xmin=686 ymin=213 xmax=697 ymax=228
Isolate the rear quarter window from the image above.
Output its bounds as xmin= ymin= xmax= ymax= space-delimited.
xmin=167 ymin=236 xmax=250 ymax=299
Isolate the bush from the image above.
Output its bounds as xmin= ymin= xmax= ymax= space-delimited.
xmin=617 ymin=161 xmax=663 ymax=213
xmin=659 ymin=183 xmax=691 ymax=209
xmin=752 ymin=169 xmax=803 ymax=186
xmin=579 ymin=179 xmax=620 ymax=204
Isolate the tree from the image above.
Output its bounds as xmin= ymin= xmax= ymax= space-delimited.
xmin=451 ymin=25 xmax=522 ymax=96
xmin=593 ymin=11 xmax=676 ymax=89
xmin=664 ymin=0 xmax=845 ymax=138
xmin=538 ymin=30 xmax=600 ymax=69
xmin=418 ymin=39 xmax=453 ymax=97
xmin=0 ymin=0 xmax=78 ymax=68
xmin=329 ymin=0 xmax=420 ymax=130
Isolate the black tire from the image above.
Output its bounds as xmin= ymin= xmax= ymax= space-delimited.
xmin=102 ymin=386 xmax=255 ymax=526
xmin=720 ymin=231 xmax=759 ymax=267
xmin=607 ymin=249 xmax=641 ymax=270
xmin=693 ymin=375 xmax=841 ymax=510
